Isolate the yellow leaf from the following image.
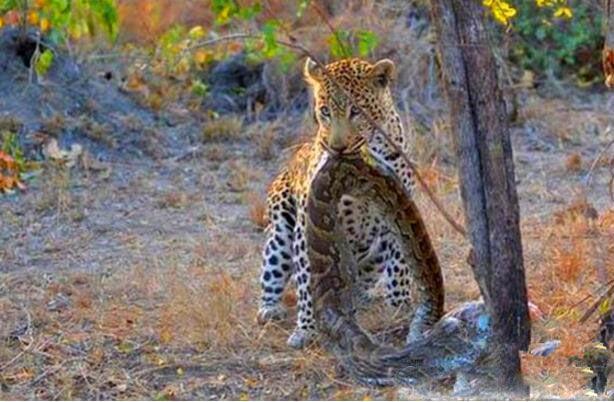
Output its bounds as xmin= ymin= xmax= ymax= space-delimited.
xmin=598 ymin=298 xmax=611 ymax=315
xmin=553 ymin=6 xmax=573 ymax=19
xmin=193 ymin=49 xmax=212 ymax=65
xmin=486 ymin=0 xmax=517 ymax=25
xmin=40 ymin=18 xmax=50 ymax=32
xmin=70 ymin=24 xmax=83 ymax=40
xmin=239 ymin=392 xmax=249 ymax=401
xmin=174 ymin=57 xmax=191 ymax=75
xmin=27 ymin=11 xmax=39 ymax=26
xmin=536 ymin=0 xmax=555 ymax=7
xmin=188 ymin=25 xmax=205 ymax=40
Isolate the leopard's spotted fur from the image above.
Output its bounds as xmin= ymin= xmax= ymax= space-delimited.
xmin=257 ymin=58 xmax=418 ymax=349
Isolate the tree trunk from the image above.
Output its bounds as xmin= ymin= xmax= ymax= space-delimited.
xmin=429 ymin=0 xmax=531 ymax=397
xmin=604 ymin=0 xmax=614 ymax=87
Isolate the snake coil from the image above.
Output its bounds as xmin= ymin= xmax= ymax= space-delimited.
xmin=305 ymin=149 xmax=493 ymax=387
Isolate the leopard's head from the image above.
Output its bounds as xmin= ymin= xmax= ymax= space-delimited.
xmin=304 ymin=57 xmax=398 ymax=154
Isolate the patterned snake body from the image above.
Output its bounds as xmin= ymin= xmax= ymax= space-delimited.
xmin=305 ymin=148 xmax=493 ymax=386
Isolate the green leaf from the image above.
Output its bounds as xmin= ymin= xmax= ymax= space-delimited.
xmin=261 ymin=20 xmax=279 ymax=58
xmin=238 ymin=3 xmax=261 ymax=20
xmin=191 ymin=79 xmax=209 ymax=97
xmin=35 ymin=49 xmax=54 ymax=77
xmin=356 ymin=30 xmax=379 ymax=57
xmin=95 ymin=0 xmax=119 ymax=41
xmin=327 ymin=30 xmax=351 ymax=58
xmin=1 ymin=131 xmax=26 ymax=172
xmin=211 ymin=0 xmax=238 ymax=25
xmin=0 ymin=0 xmax=18 ymax=14
xmin=278 ymin=50 xmax=296 ymax=72
xmin=296 ymin=0 xmax=309 ymax=18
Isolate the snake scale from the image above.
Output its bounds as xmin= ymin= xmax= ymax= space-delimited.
xmin=305 ymin=146 xmax=494 ymax=387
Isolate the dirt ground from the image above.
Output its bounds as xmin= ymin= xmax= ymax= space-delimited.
xmin=0 ymin=28 xmax=613 ymax=399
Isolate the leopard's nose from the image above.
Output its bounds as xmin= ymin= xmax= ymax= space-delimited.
xmin=329 ymin=119 xmax=351 ymax=151
xmin=328 ymin=138 xmax=347 ymax=151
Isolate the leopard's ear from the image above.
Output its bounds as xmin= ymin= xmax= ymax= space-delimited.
xmin=304 ymin=57 xmax=323 ymax=85
xmin=371 ymin=59 xmax=396 ymax=87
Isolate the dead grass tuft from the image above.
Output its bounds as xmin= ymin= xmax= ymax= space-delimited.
xmin=157 ymin=267 xmax=252 ymax=350
xmin=78 ymin=118 xmax=117 ymax=148
xmin=245 ymin=192 xmax=268 ymax=230
xmin=156 ymin=191 xmax=190 ymax=209
xmin=565 ymin=153 xmax=583 ymax=172
xmin=204 ymin=144 xmax=226 ymax=162
xmin=553 ymin=197 xmax=599 ymax=223
xmin=35 ymin=161 xmax=73 ymax=213
xmin=226 ymin=160 xmax=251 ymax=192
xmin=522 ymin=203 xmax=613 ymax=398
xmin=202 ymin=116 xmax=243 ymax=142
xmin=0 ymin=115 xmax=22 ymax=134
xmin=41 ymin=114 xmax=66 ymax=136
xmin=256 ymin=130 xmax=276 ymax=160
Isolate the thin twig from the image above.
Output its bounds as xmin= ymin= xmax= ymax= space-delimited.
xmin=186 ymin=33 xmax=262 ymax=52
xmin=0 ymin=339 xmax=35 ymax=372
xmin=583 ymin=134 xmax=613 ymax=186
xmin=580 ymin=279 xmax=614 ymax=323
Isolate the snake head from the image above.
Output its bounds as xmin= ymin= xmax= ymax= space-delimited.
xmin=304 ymin=57 xmax=396 ymax=155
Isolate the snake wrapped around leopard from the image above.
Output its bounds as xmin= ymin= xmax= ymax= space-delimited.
xmin=305 ymin=143 xmax=495 ymax=388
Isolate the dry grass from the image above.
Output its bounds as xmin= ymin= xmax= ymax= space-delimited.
xmin=256 ymin=130 xmax=276 ymax=161
xmin=202 ymin=116 xmax=244 ymax=142
xmin=565 ymin=153 xmax=583 ymax=172
xmin=2 ymin=148 xmax=612 ymax=400
xmin=155 ymin=191 xmax=190 ymax=209
xmin=0 ymin=115 xmax=22 ymax=133
xmin=34 ymin=161 xmax=73 ymax=214
xmin=245 ymin=192 xmax=268 ymax=230
xmin=2 ymin=1 xmax=613 ymax=399
xmin=521 ymin=207 xmax=613 ymax=398
xmin=226 ymin=160 xmax=251 ymax=193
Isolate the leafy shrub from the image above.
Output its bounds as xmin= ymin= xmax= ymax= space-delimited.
xmin=0 ymin=0 xmax=119 ymax=42
xmin=1 ymin=0 xmax=119 ymax=77
xmin=0 ymin=131 xmax=27 ymax=193
xmin=327 ymin=29 xmax=380 ymax=58
xmin=483 ymin=0 xmax=604 ymax=84
xmin=511 ymin=0 xmax=602 ymax=83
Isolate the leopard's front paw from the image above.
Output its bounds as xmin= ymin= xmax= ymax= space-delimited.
xmin=287 ymin=328 xmax=316 ymax=349
xmin=257 ymin=304 xmax=287 ymax=324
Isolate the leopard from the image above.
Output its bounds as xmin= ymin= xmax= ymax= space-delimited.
xmin=257 ymin=57 xmax=422 ymax=349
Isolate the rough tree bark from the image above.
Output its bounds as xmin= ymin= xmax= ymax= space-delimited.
xmin=604 ymin=0 xmax=614 ymax=87
xmin=429 ymin=0 xmax=531 ymax=396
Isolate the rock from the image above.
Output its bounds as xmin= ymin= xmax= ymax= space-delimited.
xmin=0 ymin=26 xmax=173 ymax=161
xmin=203 ymin=53 xmax=307 ymax=118
xmin=204 ymin=53 xmax=266 ymax=115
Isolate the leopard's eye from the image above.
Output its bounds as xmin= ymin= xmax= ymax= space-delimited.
xmin=349 ymin=105 xmax=361 ymax=118
xmin=319 ymin=106 xmax=330 ymax=118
